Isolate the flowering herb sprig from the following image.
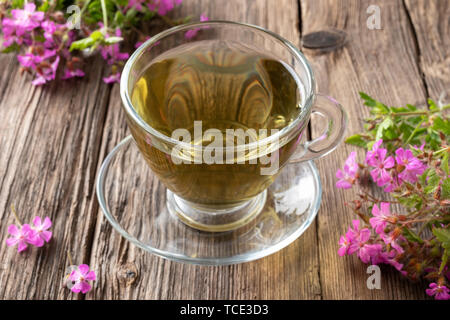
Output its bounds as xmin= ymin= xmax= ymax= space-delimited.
xmin=5 ymin=205 xmax=52 ymax=252
xmin=0 ymin=0 xmax=207 ymax=85
xmin=65 ymin=250 xmax=96 ymax=294
xmin=336 ymin=92 xmax=450 ymax=300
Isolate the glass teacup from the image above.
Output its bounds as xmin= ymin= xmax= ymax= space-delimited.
xmin=120 ymin=21 xmax=347 ymax=232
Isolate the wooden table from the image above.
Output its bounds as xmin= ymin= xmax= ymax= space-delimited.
xmin=0 ymin=0 xmax=448 ymax=300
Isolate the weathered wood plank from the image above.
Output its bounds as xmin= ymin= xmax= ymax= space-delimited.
xmin=87 ymin=0 xmax=323 ymax=300
xmin=301 ymin=0 xmax=430 ymax=299
xmin=1 ymin=0 xmax=443 ymax=300
xmin=404 ymin=0 xmax=449 ymax=98
xmin=0 ymin=56 xmax=110 ymax=299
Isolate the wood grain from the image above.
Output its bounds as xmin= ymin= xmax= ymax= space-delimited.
xmin=404 ymin=0 xmax=450 ymax=98
xmin=302 ymin=0 xmax=433 ymax=299
xmin=0 ymin=0 xmax=446 ymax=300
xmin=87 ymin=0 xmax=322 ymax=300
xmin=0 ymin=56 xmax=110 ymax=299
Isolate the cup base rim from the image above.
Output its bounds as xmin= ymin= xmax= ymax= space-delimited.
xmin=166 ymin=190 xmax=267 ymax=232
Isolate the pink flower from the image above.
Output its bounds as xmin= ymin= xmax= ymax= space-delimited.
xmin=413 ymin=142 xmax=425 ymax=151
xmin=367 ymin=246 xmax=403 ymax=270
xmin=336 ymin=151 xmax=358 ymax=189
xmin=366 ymin=139 xmax=395 ymax=187
xmin=69 ymin=264 xmax=96 ymax=294
xmin=17 ymin=49 xmax=56 ymax=69
xmin=103 ymin=72 xmax=121 ymax=84
xmin=185 ymin=14 xmax=209 ymax=39
xmin=62 ymin=68 xmax=85 ymax=79
xmin=6 ymin=224 xmax=36 ymax=252
xmin=148 ymin=0 xmax=182 ymax=15
xmin=100 ymin=29 xmax=129 ymax=65
xmin=364 ymin=244 xmax=384 ymax=264
xmin=128 ymin=0 xmax=146 ymax=11
xmin=338 ymin=231 xmax=354 ymax=256
xmin=382 ymin=250 xmax=404 ymax=271
xmin=30 ymin=216 xmax=52 ymax=247
xmin=380 ymin=231 xmax=404 ymax=254
xmin=395 ymin=148 xmax=426 ymax=184
xmin=383 ymin=176 xmax=400 ymax=192
xmin=370 ymin=202 xmax=393 ymax=234
xmin=2 ymin=3 xmax=44 ymax=47
xmin=425 ymin=283 xmax=450 ymax=300
xmin=357 ymin=243 xmax=382 ymax=264
xmin=10 ymin=3 xmax=44 ymax=35
xmin=17 ymin=52 xmax=43 ymax=68
xmin=32 ymin=56 xmax=60 ymax=86
xmin=40 ymin=20 xmax=66 ymax=48
xmin=343 ymin=220 xmax=373 ymax=262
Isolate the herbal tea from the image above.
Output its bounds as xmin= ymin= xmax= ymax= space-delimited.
xmin=128 ymin=40 xmax=307 ymax=204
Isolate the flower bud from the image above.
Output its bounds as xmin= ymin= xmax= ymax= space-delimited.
xmin=393 ymin=227 xmax=402 ymax=239
xmin=396 ymin=164 xmax=405 ymax=172
xmin=434 ymin=186 xmax=441 ymax=200
xmin=430 ymin=246 xmax=441 ymax=257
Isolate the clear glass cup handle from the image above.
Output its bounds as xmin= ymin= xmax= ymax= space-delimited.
xmin=290 ymin=93 xmax=347 ymax=163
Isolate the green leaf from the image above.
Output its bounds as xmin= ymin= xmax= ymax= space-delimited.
xmin=38 ymin=0 xmax=50 ymax=12
xmin=11 ymin=0 xmax=24 ymax=8
xmin=419 ymin=168 xmax=430 ymax=186
xmin=432 ymin=117 xmax=450 ymax=136
xmin=406 ymin=104 xmax=418 ymax=111
xmin=442 ymin=179 xmax=450 ymax=200
xmin=373 ymin=102 xmax=390 ymax=114
xmin=424 ymin=170 xmax=440 ymax=194
xmin=433 ymin=228 xmax=450 ymax=250
xmin=428 ymin=99 xmax=439 ymax=111
xmin=126 ymin=7 xmax=138 ymax=19
xmin=89 ymin=30 xmax=105 ymax=41
xmin=397 ymin=193 xmax=422 ymax=209
xmin=402 ymin=227 xmax=424 ymax=244
xmin=359 ymin=92 xmax=376 ymax=107
xmin=442 ymin=152 xmax=449 ymax=176
xmin=2 ymin=43 xmax=20 ymax=53
xmin=70 ymin=37 xmax=95 ymax=51
xmin=345 ymin=134 xmax=367 ymax=148
xmin=114 ymin=10 xmax=124 ymax=25
xmin=114 ymin=0 xmax=128 ymax=6
xmin=376 ymin=117 xmax=394 ymax=140
xmin=85 ymin=0 xmax=115 ymax=25
xmin=425 ymin=128 xmax=442 ymax=151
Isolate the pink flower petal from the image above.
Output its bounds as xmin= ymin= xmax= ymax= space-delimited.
xmin=40 ymin=230 xmax=52 ymax=243
xmin=71 ymin=282 xmax=83 ymax=293
xmin=31 ymin=236 xmax=45 ymax=247
xmin=6 ymin=237 xmax=19 ymax=247
xmin=69 ymin=270 xmax=81 ymax=282
xmin=85 ymin=271 xmax=96 ymax=281
xmin=17 ymin=241 xmax=28 ymax=252
xmin=7 ymin=224 xmax=19 ymax=236
xmin=380 ymin=202 xmax=390 ymax=214
xmin=78 ymin=264 xmax=90 ymax=276
xmin=42 ymin=217 xmax=52 ymax=229
xmin=79 ymin=281 xmax=92 ymax=294
xmin=33 ymin=216 xmax=42 ymax=227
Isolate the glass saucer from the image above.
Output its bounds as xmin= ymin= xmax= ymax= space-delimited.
xmin=96 ymin=135 xmax=322 ymax=265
